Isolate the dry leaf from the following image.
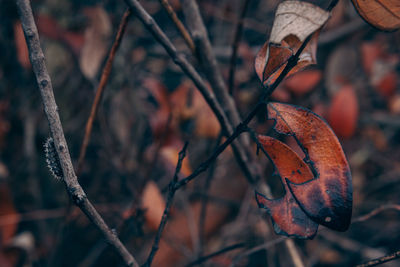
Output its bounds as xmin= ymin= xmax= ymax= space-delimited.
xmin=256 ymin=135 xmax=318 ymax=239
xmin=375 ymin=70 xmax=397 ymax=98
xmin=141 ymin=181 xmax=166 ymax=230
xmin=13 ymin=22 xmax=30 ymax=69
xmin=268 ymin=102 xmax=352 ymax=231
xmin=352 ymin=0 xmax=400 ymax=31
xmin=255 ymin=1 xmax=330 ymax=86
xmin=79 ymin=6 xmax=112 ymax=80
xmin=361 ymin=41 xmax=383 ymax=75
xmin=0 ymin=183 xmax=19 ymax=245
xmin=269 ymin=1 xmax=330 ymax=45
xmin=169 ymin=81 xmax=220 ymax=138
xmin=160 ymin=146 xmax=192 ymax=177
xmin=284 ymin=69 xmax=322 ymax=96
xmin=389 ymin=94 xmax=400 ymax=114
xmin=328 ymin=85 xmax=359 ymax=139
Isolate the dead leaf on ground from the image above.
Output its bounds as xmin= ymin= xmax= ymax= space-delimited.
xmin=170 ymin=80 xmax=220 ymax=138
xmin=141 ymin=181 xmax=166 ymax=230
xmin=256 ymin=135 xmax=318 ymax=239
xmin=0 ymin=183 xmax=19 ymax=245
xmin=255 ymin=1 xmax=330 ymax=86
xmin=284 ymin=69 xmax=322 ymax=96
xmin=13 ymin=22 xmax=30 ymax=69
xmin=267 ymin=102 xmax=352 ymax=231
xmin=328 ymin=85 xmax=359 ymax=139
xmin=351 ymin=0 xmax=400 ymax=31
xmin=79 ymin=6 xmax=112 ymax=80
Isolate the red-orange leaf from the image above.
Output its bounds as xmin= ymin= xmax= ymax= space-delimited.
xmin=284 ymin=69 xmax=322 ymax=96
xmin=256 ymin=135 xmax=318 ymax=239
xmin=268 ymin=102 xmax=352 ymax=231
xmin=328 ymin=85 xmax=359 ymax=139
xmin=351 ymin=0 xmax=400 ymax=31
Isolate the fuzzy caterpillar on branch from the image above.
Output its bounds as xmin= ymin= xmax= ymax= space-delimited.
xmin=44 ymin=137 xmax=63 ymax=180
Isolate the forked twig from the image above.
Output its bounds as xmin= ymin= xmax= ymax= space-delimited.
xmin=124 ymin=0 xmax=258 ymax=184
xmin=144 ymin=142 xmax=189 ymax=267
xmin=16 ymin=1 xmax=138 ymax=266
xmin=77 ymin=9 xmax=131 ymax=174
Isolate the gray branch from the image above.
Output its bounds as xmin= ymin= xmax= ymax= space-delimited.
xmin=16 ymin=1 xmax=138 ymax=266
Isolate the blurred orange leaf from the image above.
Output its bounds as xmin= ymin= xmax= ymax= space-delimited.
xmin=284 ymin=69 xmax=322 ymax=96
xmin=141 ymin=181 xmax=166 ymax=230
xmin=13 ymin=22 xmax=30 ymax=69
xmin=79 ymin=6 xmax=112 ymax=79
xmin=256 ymin=135 xmax=318 ymax=239
xmin=0 ymin=183 xmax=19 ymax=245
xmin=160 ymin=146 xmax=192 ymax=177
xmin=352 ymin=0 xmax=400 ymax=31
xmin=267 ymin=102 xmax=352 ymax=231
xmin=328 ymin=85 xmax=359 ymax=139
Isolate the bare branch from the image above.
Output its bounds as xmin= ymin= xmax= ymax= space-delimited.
xmin=352 ymin=204 xmax=400 ymax=223
xmin=157 ymin=0 xmax=196 ymax=53
xmin=228 ymin=0 xmax=251 ymax=95
xmin=77 ymin=8 xmax=131 ymax=174
xmin=144 ymin=142 xmax=189 ymax=267
xmin=124 ymin=0 xmax=258 ymax=184
xmin=16 ymin=1 xmax=138 ymax=266
xmin=181 ymin=0 xmax=250 ymax=145
xmin=356 ymin=251 xmax=400 ymax=267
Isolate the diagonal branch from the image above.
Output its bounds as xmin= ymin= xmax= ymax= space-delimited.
xmin=356 ymin=250 xmax=400 ymax=267
xmin=124 ymin=0 xmax=258 ymax=184
xmin=16 ymin=1 xmax=138 ymax=266
xmin=144 ymin=142 xmax=189 ymax=267
xmin=181 ymin=0 xmax=250 ymax=146
xmin=157 ymin=0 xmax=196 ymax=54
xmin=228 ymin=0 xmax=251 ymax=95
xmin=77 ymin=8 xmax=131 ymax=174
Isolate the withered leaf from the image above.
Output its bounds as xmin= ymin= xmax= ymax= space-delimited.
xmin=256 ymin=135 xmax=318 ymax=239
xmin=352 ymin=0 xmax=400 ymax=31
xmin=328 ymin=85 xmax=359 ymax=139
xmin=79 ymin=6 xmax=112 ymax=80
xmin=255 ymin=1 xmax=329 ymax=86
xmin=268 ymin=102 xmax=352 ymax=231
xmin=142 ymin=181 xmax=166 ymax=230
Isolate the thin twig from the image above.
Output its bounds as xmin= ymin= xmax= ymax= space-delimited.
xmin=352 ymin=204 xmax=400 ymax=223
xmin=186 ymin=243 xmax=245 ymax=267
xmin=157 ymin=0 xmax=196 ymax=53
xmin=198 ymin=133 xmax=223 ymax=256
xmin=77 ymin=9 xmax=131 ymax=174
xmin=16 ymin=1 xmax=138 ymax=266
xmin=124 ymin=0 xmax=258 ymax=184
xmin=144 ymin=142 xmax=189 ymax=267
xmin=230 ymin=237 xmax=288 ymax=267
xmin=356 ymin=250 xmax=400 ymax=267
xmin=228 ymin=0 xmax=251 ymax=95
